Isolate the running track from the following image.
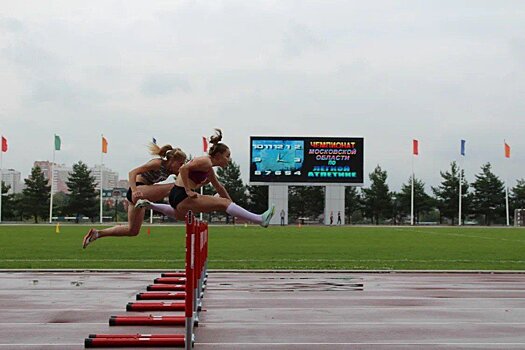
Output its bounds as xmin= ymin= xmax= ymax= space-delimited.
xmin=1 ymin=271 xmax=525 ymax=349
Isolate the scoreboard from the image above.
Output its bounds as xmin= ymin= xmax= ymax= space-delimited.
xmin=249 ymin=136 xmax=364 ymax=185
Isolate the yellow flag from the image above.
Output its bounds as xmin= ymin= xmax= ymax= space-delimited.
xmin=55 ymin=223 xmax=60 ymax=234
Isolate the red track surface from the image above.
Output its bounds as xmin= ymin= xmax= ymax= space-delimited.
xmin=1 ymin=271 xmax=525 ymax=349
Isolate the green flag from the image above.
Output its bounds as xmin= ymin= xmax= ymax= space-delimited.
xmin=54 ymin=135 xmax=61 ymax=151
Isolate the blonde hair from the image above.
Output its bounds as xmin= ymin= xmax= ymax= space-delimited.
xmin=148 ymin=143 xmax=186 ymax=163
xmin=208 ymin=128 xmax=229 ymax=157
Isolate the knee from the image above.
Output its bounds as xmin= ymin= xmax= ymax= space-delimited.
xmin=128 ymin=227 xmax=141 ymax=236
xmin=219 ymin=198 xmax=232 ymax=211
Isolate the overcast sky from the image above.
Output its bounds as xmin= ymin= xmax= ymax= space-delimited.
xmin=1 ymin=0 xmax=524 ymax=190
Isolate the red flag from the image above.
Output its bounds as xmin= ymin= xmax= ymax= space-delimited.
xmin=504 ymin=142 xmax=511 ymax=158
xmin=1 ymin=136 xmax=7 ymax=152
xmin=412 ymin=139 xmax=419 ymax=155
xmin=102 ymin=136 xmax=108 ymax=154
xmin=202 ymin=136 xmax=208 ymax=153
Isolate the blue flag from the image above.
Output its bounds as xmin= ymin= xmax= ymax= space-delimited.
xmin=460 ymin=139 xmax=466 ymax=156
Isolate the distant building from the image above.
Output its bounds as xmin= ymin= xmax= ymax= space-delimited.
xmin=33 ymin=161 xmax=71 ymax=194
xmin=117 ymin=179 xmax=129 ymax=189
xmin=32 ymin=161 xmax=119 ymax=193
xmin=91 ymin=165 xmax=119 ymax=190
xmin=0 ymin=168 xmax=23 ymax=193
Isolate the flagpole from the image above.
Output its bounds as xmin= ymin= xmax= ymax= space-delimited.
xmin=410 ymin=140 xmax=416 ymax=226
xmin=458 ymin=141 xmax=463 ymax=226
xmin=505 ymin=141 xmax=509 ymax=226
xmin=100 ymin=134 xmax=104 ymax=224
xmin=49 ymin=138 xmax=55 ymax=223
xmin=411 ymin=158 xmax=414 ymax=226
xmin=458 ymin=165 xmax=462 ymax=226
xmin=506 ymin=184 xmax=510 ymax=226
xmin=504 ymin=140 xmax=510 ymax=226
xmin=0 ymin=147 xmax=3 ymax=223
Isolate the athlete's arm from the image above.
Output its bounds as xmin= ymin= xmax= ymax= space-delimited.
xmin=208 ymin=170 xmax=231 ymax=200
xmin=128 ymin=159 xmax=161 ymax=199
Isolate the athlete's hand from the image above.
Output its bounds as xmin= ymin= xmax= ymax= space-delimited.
xmin=186 ymin=190 xmax=198 ymax=198
xmin=132 ymin=191 xmax=144 ymax=201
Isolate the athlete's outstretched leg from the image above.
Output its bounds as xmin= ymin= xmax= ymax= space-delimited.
xmin=136 ymin=200 xmax=177 ymax=218
xmin=82 ymin=205 xmax=146 ymax=248
xmin=177 ymin=195 xmax=275 ymax=227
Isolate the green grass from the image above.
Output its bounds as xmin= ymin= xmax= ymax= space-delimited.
xmin=1 ymin=224 xmax=524 ymax=270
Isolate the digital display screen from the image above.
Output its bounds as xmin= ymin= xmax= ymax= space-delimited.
xmin=249 ymin=136 xmax=364 ymax=184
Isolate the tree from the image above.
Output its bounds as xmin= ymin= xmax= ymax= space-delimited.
xmin=397 ymin=176 xmax=434 ymax=224
xmin=511 ymin=179 xmax=525 ymax=212
xmin=288 ymin=186 xmax=324 ymax=223
xmin=52 ymin=192 xmax=69 ymax=217
xmin=431 ymin=162 xmax=470 ymax=225
xmin=345 ymin=186 xmax=361 ymax=224
xmin=1 ymin=181 xmax=16 ymax=220
xmin=361 ymin=165 xmax=393 ymax=224
xmin=66 ymin=161 xmax=98 ymax=222
xmin=216 ymin=160 xmax=247 ymax=206
xmin=246 ymin=185 xmax=268 ymax=214
xmin=471 ymin=162 xmax=505 ymax=225
xmin=216 ymin=160 xmax=247 ymax=223
xmin=21 ymin=166 xmax=51 ymax=223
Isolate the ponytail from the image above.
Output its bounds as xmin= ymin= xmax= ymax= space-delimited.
xmin=148 ymin=143 xmax=187 ymax=163
xmin=208 ymin=128 xmax=229 ymax=157
xmin=148 ymin=143 xmax=173 ymax=158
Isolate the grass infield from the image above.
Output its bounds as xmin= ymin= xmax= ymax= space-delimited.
xmin=0 ymin=224 xmax=524 ymax=270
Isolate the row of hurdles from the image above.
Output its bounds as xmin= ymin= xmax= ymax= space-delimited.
xmin=85 ymin=211 xmax=209 ymax=349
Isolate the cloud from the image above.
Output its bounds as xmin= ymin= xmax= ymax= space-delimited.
xmin=0 ymin=16 xmax=23 ymax=32
xmin=282 ymin=23 xmax=325 ymax=57
xmin=140 ymin=73 xmax=191 ymax=96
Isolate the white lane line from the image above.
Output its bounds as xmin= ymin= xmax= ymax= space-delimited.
xmin=0 ymin=259 xmax=184 ymax=262
xmin=198 ymin=321 xmax=525 ymax=325
xmin=193 ymin=342 xmax=525 ymax=346
xmin=394 ymin=227 xmax=525 ymax=244
xmin=0 ymin=345 xmax=80 ymax=347
xmin=1 ymin=343 xmax=525 ymax=346
xmin=2 ymin=258 xmax=525 ymax=263
xmin=0 ymin=322 xmax=107 ymax=325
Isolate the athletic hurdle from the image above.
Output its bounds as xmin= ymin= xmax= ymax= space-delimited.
xmin=85 ymin=211 xmax=208 ymax=349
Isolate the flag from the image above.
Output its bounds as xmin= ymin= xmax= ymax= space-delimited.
xmin=102 ymin=136 xmax=108 ymax=154
xmin=202 ymin=136 xmax=208 ymax=153
xmin=1 ymin=136 xmax=7 ymax=152
xmin=152 ymin=137 xmax=157 ymax=145
xmin=54 ymin=135 xmax=61 ymax=151
xmin=412 ymin=139 xmax=419 ymax=155
xmin=504 ymin=142 xmax=511 ymax=158
xmin=460 ymin=139 xmax=466 ymax=156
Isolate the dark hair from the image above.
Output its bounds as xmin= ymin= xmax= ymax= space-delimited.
xmin=208 ymin=128 xmax=229 ymax=157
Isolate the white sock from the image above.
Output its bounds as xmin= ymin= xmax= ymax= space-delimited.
xmin=147 ymin=203 xmax=177 ymax=218
xmin=226 ymin=203 xmax=262 ymax=224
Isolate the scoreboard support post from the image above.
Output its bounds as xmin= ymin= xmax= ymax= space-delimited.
xmin=268 ymin=184 xmax=288 ymax=226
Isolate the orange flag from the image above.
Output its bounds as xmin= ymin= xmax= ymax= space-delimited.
xmin=102 ymin=136 xmax=108 ymax=154
xmin=504 ymin=142 xmax=510 ymax=158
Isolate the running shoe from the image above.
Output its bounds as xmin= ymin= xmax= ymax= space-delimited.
xmin=82 ymin=228 xmax=98 ymax=249
xmin=260 ymin=204 xmax=275 ymax=228
xmin=135 ymin=199 xmax=153 ymax=209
